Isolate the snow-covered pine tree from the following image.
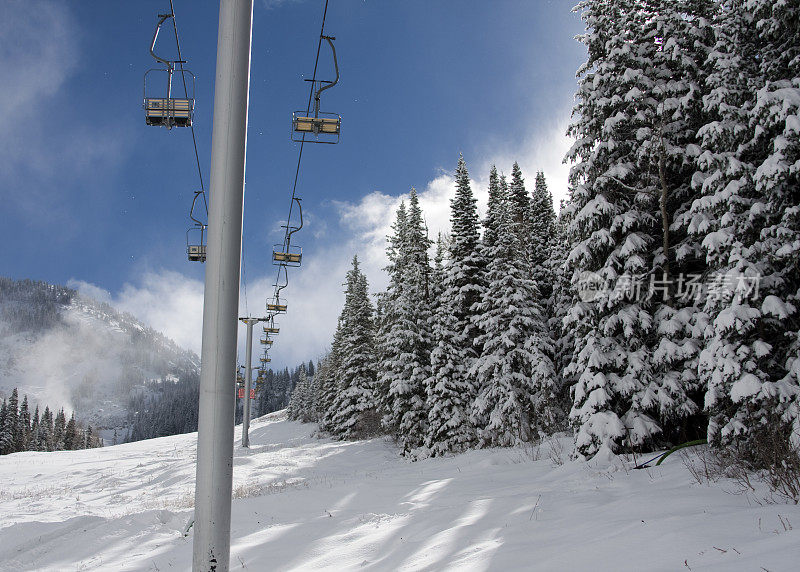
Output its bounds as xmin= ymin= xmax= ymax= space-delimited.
xmin=426 ymin=156 xmax=485 ymax=455
xmin=329 ymin=256 xmax=379 ymax=439
xmin=17 ymin=395 xmax=30 ymax=452
xmin=287 ymin=364 xmax=311 ymax=422
xmin=565 ymin=0 xmax=713 ymax=456
xmin=314 ymin=353 xmax=337 ymax=428
xmin=691 ymin=0 xmax=800 ymax=450
xmin=482 ymin=166 xmax=507 ymax=250
xmin=430 ymin=233 xmax=447 ymax=303
xmin=380 ymin=190 xmax=433 ymax=453
xmin=635 ymin=0 xmax=715 ymax=445
xmin=529 ymin=171 xmax=557 ymax=300
xmin=376 ymin=201 xmax=412 ymax=440
xmin=64 ymin=413 xmax=78 ymax=450
xmin=30 ymin=406 xmax=41 ymax=451
xmin=508 ymin=162 xmax=532 ymax=256
xmin=471 ymin=175 xmax=557 ymax=445
xmin=547 ymin=202 xmax=578 ymax=425
xmin=53 ymin=408 xmax=66 ymax=451
xmin=0 ymin=399 xmax=11 ymax=455
xmin=2 ymin=389 xmax=19 ymax=454
xmin=40 ymin=406 xmax=54 ymax=451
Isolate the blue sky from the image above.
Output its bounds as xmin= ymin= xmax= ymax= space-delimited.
xmin=1 ymin=0 xmax=585 ymax=366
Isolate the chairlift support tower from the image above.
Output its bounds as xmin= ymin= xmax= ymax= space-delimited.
xmin=238 ymin=316 xmax=269 ymax=449
xmin=192 ymin=1 xmax=254 ymax=570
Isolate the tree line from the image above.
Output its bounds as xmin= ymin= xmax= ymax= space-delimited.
xmin=0 ymin=388 xmax=103 ymax=454
xmin=288 ymin=0 xmax=800 ymax=464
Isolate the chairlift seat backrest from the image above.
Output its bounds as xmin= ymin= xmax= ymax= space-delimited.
xmin=187 ymin=244 xmax=206 ymax=262
xmin=145 ymin=97 xmax=194 ymax=127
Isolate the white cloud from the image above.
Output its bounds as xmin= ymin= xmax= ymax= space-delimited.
xmin=71 ymin=271 xmax=205 ymax=356
xmin=0 ymin=1 xmax=77 ymax=134
xmin=67 ymin=279 xmax=112 ymax=305
xmin=114 ymin=271 xmax=206 ymax=355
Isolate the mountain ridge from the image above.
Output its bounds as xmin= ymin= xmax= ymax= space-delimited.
xmin=0 ymin=277 xmax=200 ymax=429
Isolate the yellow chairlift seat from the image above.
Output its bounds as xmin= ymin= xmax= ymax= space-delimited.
xmin=267 ymin=302 xmax=287 ymax=313
xmin=272 ymin=249 xmax=302 ymax=266
xmin=293 ymin=115 xmax=340 ymax=135
xmin=187 ymin=244 xmax=206 ymax=262
xmin=144 ymin=97 xmax=194 ymax=127
xmin=260 ymin=338 xmax=274 ymax=345
xmin=263 ymin=326 xmax=280 ymax=334
xmin=260 ymin=357 xmax=271 ymax=363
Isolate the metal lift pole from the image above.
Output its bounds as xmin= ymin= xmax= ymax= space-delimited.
xmin=238 ymin=317 xmax=266 ymax=448
xmin=193 ymin=0 xmax=253 ymax=570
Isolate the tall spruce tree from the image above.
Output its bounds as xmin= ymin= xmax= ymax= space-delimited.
xmin=691 ymin=0 xmax=800 ymax=449
xmin=565 ymin=0 xmax=713 ymax=456
xmin=2 ymin=390 xmax=19 ymax=454
xmin=0 ymin=399 xmax=11 ymax=455
xmin=329 ymin=257 xmax=379 ymax=439
xmin=508 ymin=162 xmax=532 ymax=253
xmin=426 ymin=156 xmax=485 ymax=454
xmin=379 ymin=190 xmax=433 ymax=453
xmin=471 ymin=179 xmax=557 ymax=445
xmin=529 ymin=171 xmax=557 ymax=300
xmin=18 ymin=395 xmax=31 ymax=452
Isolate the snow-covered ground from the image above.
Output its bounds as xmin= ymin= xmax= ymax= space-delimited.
xmin=1 ymin=412 xmax=798 ymax=571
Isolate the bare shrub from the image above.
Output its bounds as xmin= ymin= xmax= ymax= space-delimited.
xmin=681 ymin=421 xmax=800 ymax=504
xmin=548 ymin=435 xmax=566 ymax=466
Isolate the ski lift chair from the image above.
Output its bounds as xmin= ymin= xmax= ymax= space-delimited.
xmin=272 ymin=244 xmax=302 ymax=266
xmin=266 ymin=297 xmax=287 ymax=314
xmin=260 ymin=337 xmax=274 ymax=346
xmin=186 ymin=225 xmax=207 ymax=262
xmin=290 ymin=36 xmax=341 ymax=144
xmin=144 ymin=14 xmax=195 ymax=129
xmin=292 ymin=112 xmax=341 ymax=143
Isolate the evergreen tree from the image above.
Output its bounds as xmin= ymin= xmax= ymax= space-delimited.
xmin=0 ymin=399 xmax=11 ymax=455
xmin=17 ymin=394 xmax=31 ymax=452
xmin=41 ymin=406 xmax=54 ymax=451
xmin=547 ymin=203 xmax=578 ymax=421
xmin=508 ymin=162 xmax=532 ymax=257
xmin=53 ymin=409 xmax=66 ymax=451
xmin=2 ymin=389 xmax=20 ymax=454
xmin=565 ymin=0 xmax=713 ymax=456
xmin=30 ymin=405 xmax=41 ymax=452
xmin=471 ymin=182 xmax=557 ymax=445
xmin=288 ymin=364 xmax=314 ymax=422
xmin=691 ymin=0 xmax=800 ymax=449
xmin=482 ymin=166 xmax=507 ymax=249
xmin=315 ymin=353 xmax=337 ymax=426
xmin=447 ymin=155 xmax=486 ymax=350
xmin=379 ymin=190 xmax=434 ymax=453
xmin=529 ymin=171 xmax=557 ymax=300
xmin=329 ymin=257 xmax=379 ymax=438
xmin=64 ymin=413 xmax=78 ymax=451
xmin=426 ymin=156 xmax=485 ymax=454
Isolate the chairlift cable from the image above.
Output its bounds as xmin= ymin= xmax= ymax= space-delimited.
xmin=169 ymin=0 xmax=208 ymax=216
xmin=281 ymin=0 xmax=329 ymax=242
xmin=265 ymin=0 xmax=330 ymax=317
xmin=259 ymin=0 xmax=332 ymax=358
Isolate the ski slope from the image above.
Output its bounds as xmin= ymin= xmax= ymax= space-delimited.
xmin=1 ymin=411 xmax=798 ymax=571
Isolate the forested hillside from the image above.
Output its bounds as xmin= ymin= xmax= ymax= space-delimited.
xmin=0 ymin=278 xmax=199 ymax=431
xmin=286 ymin=0 xmax=800 ymax=474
